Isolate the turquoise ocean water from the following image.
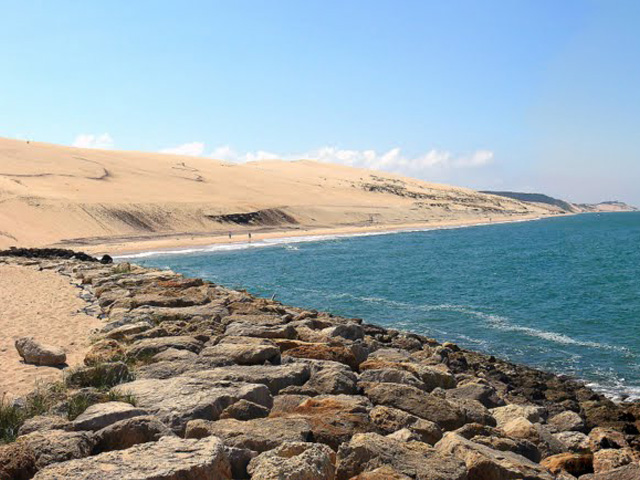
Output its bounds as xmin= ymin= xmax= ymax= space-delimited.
xmin=130 ymin=212 xmax=640 ymax=400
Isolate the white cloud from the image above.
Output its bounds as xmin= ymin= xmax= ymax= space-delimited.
xmin=159 ymin=141 xmax=205 ymax=156
xmin=158 ymin=141 xmax=495 ymax=177
xmin=72 ymin=133 xmax=114 ymax=149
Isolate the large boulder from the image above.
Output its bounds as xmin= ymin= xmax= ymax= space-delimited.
xmin=335 ymin=432 xmax=467 ymax=480
xmin=113 ymin=376 xmax=272 ymax=434
xmin=553 ymin=431 xmax=590 ymax=452
xmin=540 ymin=452 xmax=593 ymax=477
xmin=363 ymin=382 xmax=465 ymax=431
xmin=94 ymin=416 xmax=176 ymax=453
xmin=32 ymin=436 xmax=232 ymax=480
xmin=368 ymin=405 xmax=442 ymax=445
xmin=126 ymin=336 xmax=203 ymax=360
xmin=224 ymin=322 xmax=297 ymax=339
xmin=445 ymin=381 xmax=504 ymax=409
xmin=287 ymin=359 xmax=358 ymax=395
xmin=491 ymin=404 xmax=544 ymax=426
xmin=548 ymin=410 xmax=586 ymax=433
xmin=247 ymin=442 xmax=336 ymax=480
xmin=0 ymin=441 xmax=37 ymax=480
xmin=17 ymin=430 xmax=95 ymax=470
xmin=72 ymin=402 xmax=148 ymax=431
xmin=199 ymin=342 xmax=280 ymax=365
xmin=592 ymin=448 xmax=634 ymax=473
xmin=15 ymin=337 xmax=66 ymax=366
xmin=271 ymin=395 xmax=376 ymax=450
xmin=501 ymin=417 xmax=564 ymax=459
xmin=17 ymin=416 xmax=71 ymax=436
xmin=359 ymin=368 xmax=426 ymax=391
xmin=184 ymin=417 xmax=312 ymax=452
xmin=435 ymin=432 xmax=554 ymax=480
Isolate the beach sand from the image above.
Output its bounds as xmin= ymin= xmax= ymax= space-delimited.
xmin=0 ymin=263 xmax=102 ymax=400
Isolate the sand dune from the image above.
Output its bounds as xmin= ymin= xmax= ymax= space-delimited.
xmin=0 ymin=137 xmax=558 ymax=254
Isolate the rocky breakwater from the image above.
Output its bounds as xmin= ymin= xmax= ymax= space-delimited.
xmin=1 ymin=252 xmax=640 ymax=479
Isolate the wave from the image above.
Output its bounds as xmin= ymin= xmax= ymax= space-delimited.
xmin=287 ymin=287 xmax=629 ymax=354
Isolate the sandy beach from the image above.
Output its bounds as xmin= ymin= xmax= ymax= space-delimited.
xmin=0 ymin=263 xmax=102 ymax=400
xmin=104 ymin=213 xmax=550 ymax=257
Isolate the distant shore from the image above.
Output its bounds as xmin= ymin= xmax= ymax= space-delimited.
xmin=77 ymin=212 xmax=558 ymax=258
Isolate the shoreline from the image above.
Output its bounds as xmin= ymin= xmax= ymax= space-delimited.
xmin=1 ymin=251 xmax=639 ymax=479
xmin=85 ymin=212 xmax=560 ymax=258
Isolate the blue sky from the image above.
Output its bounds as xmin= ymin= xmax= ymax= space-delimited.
xmin=1 ymin=0 xmax=638 ymax=204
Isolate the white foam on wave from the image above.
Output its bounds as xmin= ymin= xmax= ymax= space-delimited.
xmin=433 ymin=305 xmax=630 ymax=353
xmin=115 ymin=217 xmax=540 ymax=259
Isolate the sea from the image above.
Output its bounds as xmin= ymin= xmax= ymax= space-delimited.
xmin=127 ymin=212 xmax=640 ymax=401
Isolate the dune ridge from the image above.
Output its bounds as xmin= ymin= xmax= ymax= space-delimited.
xmin=0 ymin=137 xmax=559 ymax=253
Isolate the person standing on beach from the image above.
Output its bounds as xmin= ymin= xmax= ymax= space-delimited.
xmin=228 ymin=232 xmax=232 ymax=239
xmin=248 ymin=232 xmax=252 ymax=242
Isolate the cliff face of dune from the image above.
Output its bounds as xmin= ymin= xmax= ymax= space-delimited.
xmin=0 ymin=137 xmax=557 ymax=249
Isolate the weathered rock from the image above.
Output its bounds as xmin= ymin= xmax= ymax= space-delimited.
xmin=18 ymin=429 xmax=95 ymax=470
xmin=32 ymin=435 xmax=232 ymax=480
xmin=274 ymin=394 xmax=376 ymax=450
xmin=491 ymin=403 xmax=544 ymax=426
xmin=219 ymin=399 xmax=270 ymax=420
xmin=588 ymin=427 xmax=629 ymax=451
xmin=349 ymin=466 xmax=412 ymax=479
xmin=322 ymin=323 xmax=364 ymax=341
xmin=553 ymin=431 xmax=590 ymax=452
xmin=224 ymin=322 xmax=297 ymax=339
xmin=586 ymin=463 xmax=640 ymax=479
xmin=113 ymin=376 xmax=272 ymax=433
xmin=549 ymin=410 xmax=586 ymax=432
xmin=436 ymin=432 xmax=554 ymax=480
xmin=282 ymin=342 xmax=361 ymax=370
xmin=247 ymin=442 xmax=336 ymax=480
xmin=14 ymin=337 xmax=66 ymax=366
xmin=198 ymin=364 xmax=310 ymax=394
xmin=592 ymin=448 xmax=633 ymax=473
xmin=199 ymin=342 xmax=280 ymax=365
xmin=0 ymin=441 xmax=37 ymax=480
xmin=104 ymin=321 xmax=152 ymax=340
xmin=72 ymin=402 xmax=148 ymax=431
xmin=387 ymin=427 xmax=423 ymax=442
xmin=17 ymin=416 xmax=71 ymax=436
xmin=446 ymin=380 xmax=504 ymax=408
xmin=540 ymin=452 xmax=593 ymax=477
xmin=184 ymin=417 xmax=312 ymax=452
xmin=359 ymin=368 xmax=426 ymax=391
xmin=368 ymin=405 xmax=442 ymax=445
xmin=449 ymin=397 xmax=497 ymax=426
xmin=363 ymin=382 xmax=466 ymax=431
xmin=454 ymin=422 xmax=542 ymax=462
xmin=221 ymin=314 xmax=287 ymax=326
xmin=501 ymin=417 xmax=564 ymax=459
xmin=286 ymin=359 xmax=359 ymax=395
xmin=152 ymin=347 xmax=198 ymax=362
xmin=84 ymin=339 xmax=125 ymax=365
xmin=94 ymin=415 xmax=175 ymax=453
xmin=126 ymin=336 xmax=203 ymax=359
xmin=65 ymin=362 xmax=131 ymax=389
xmin=224 ymin=446 xmax=257 ymax=480
xmin=336 ymin=432 xmax=467 ymax=480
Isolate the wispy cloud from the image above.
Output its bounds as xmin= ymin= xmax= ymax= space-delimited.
xmin=158 ymin=142 xmax=494 ymax=177
xmin=159 ymin=142 xmax=206 ymax=156
xmin=210 ymin=145 xmax=493 ymax=175
xmin=72 ymin=133 xmax=114 ymax=149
